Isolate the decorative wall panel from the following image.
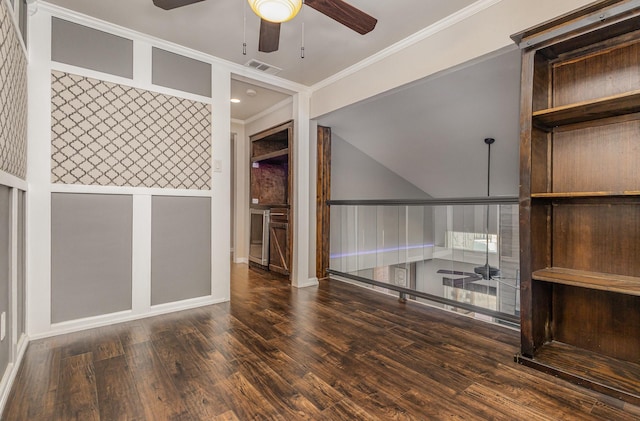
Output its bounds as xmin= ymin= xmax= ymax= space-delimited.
xmin=51 ymin=71 xmax=212 ymax=189
xmin=0 ymin=3 xmax=28 ymax=179
xmin=151 ymin=196 xmax=212 ymax=305
xmin=51 ymin=193 xmax=133 ymax=323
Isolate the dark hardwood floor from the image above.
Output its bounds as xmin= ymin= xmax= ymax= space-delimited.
xmin=3 ymin=264 xmax=640 ymax=420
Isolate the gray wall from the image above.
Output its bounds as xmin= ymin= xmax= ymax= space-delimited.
xmin=0 ymin=186 xmax=11 ymax=376
xmin=331 ymin=135 xmax=430 ymax=200
xmin=51 ymin=17 xmax=133 ymax=78
xmin=152 ymin=47 xmax=212 ymax=97
xmin=151 ymin=196 xmax=211 ymax=305
xmin=51 ymin=193 xmax=133 ymax=323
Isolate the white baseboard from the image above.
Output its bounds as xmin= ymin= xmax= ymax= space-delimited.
xmin=0 ymin=333 xmax=29 ymax=416
xmin=234 ymin=257 xmax=249 ymax=264
xmin=295 ymin=277 xmax=319 ymax=288
xmin=30 ymin=296 xmax=229 ymax=341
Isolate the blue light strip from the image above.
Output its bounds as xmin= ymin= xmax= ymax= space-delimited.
xmin=330 ymin=243 xmax=435 ymax=259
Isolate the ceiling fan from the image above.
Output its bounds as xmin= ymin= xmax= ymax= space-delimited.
xmin=152 ymin=0 xmax=377 ymax=53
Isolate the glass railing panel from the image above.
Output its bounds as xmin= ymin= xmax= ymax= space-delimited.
xmin=327 ymin=198 xmax=520 ymax=326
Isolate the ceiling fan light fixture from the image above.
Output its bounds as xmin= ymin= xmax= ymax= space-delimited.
xmin=248 ymin=0 xmax=302 ymax=23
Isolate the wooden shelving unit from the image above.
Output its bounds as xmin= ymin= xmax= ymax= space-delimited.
xmin=251 ymin=148 xmax=289 ymax=164
xmin=512 ymin=0 xmax=640 ymax=405
xmin=532 ymin=268 xmax=640 ymax=296
xmin=531 ymin=191 xmax=640 ymax=198
xmin=532 ymin=89 xmax=640 ymax=128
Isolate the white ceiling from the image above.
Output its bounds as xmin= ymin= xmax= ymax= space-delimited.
xmin=45 ymin=0 xmax=477 ymax=86
xmin=317 ymin=48 xmax=522 ymax=198
xmin=230 ymin=79 xmax=290 ymax=121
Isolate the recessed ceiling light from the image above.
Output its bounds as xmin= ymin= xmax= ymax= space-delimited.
xmin=230 ymin=98 xmax=241 ymax=103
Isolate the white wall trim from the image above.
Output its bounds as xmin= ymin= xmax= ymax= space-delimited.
xmin=30 ymin=296 xmax=226 ymax=341
xmin=50 ymin=61 xmax=214 ymax=105
xmin=133 ymin=39 xmax=152 ymax=86
xmin=243 ymin=97 xmax=294 ymax=125
xmin=0 ymin=172 xmax=27 ymax=191
xmin=149 ymin=295 xmax=220 ymax=314
xmin=234 ymin=257 xmax=249 ymax=264
xmin=131 ymin=195 xmax=152 ymax=315
xmin=50 ymin=184 xmax=213 ymax=197
xmin=9 ymin=188 xmax=18 ymax=361
xmin=0 ymin=333 xmax=28 ymax=416
xmin=310 ymin=0 xmax=503 ymax=93
xmin=295 ymin=277 xmax=319 ymax=289
xmin=38 ymin=1 xmax=310 ymax=96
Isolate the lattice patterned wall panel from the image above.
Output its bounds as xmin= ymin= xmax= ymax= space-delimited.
xmin=51 ymin=71 xmax=212 ymax=189
xmin=0 ymin=3 xmax=28 ymax=180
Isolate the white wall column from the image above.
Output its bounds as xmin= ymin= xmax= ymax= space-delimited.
xmin=231 ymin=121 xmax=248 ymax=263
xmin=211 ymin=67 xmax=232 ymax=300
xmin=292 ymin=92 xmax=317 ymax=288
xmin=131 ymin=195 xmax=152 ymax=314
xmin=26 ymin=8 xmax=53 ymax=337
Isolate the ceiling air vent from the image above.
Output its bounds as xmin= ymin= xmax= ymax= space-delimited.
xmin=244 ymin=59 xmax=282 ymax=75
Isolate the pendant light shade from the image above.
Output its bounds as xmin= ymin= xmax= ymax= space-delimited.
xmin=248 ymin=0 xmax=303 ymax=23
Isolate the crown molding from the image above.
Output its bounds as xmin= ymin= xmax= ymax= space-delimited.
xmin=310 ymin=0 xmax=503 ymax=93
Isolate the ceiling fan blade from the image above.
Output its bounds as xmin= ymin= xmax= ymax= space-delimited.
xmin=305 ymin=0 xmax=377 ymax=35
xmin=259 ymin=19 xmax=281 ymax=53
xmin=437 ymin=269 xmax=478 ymax=277
xmin=152 ymin=0 xmax=205 ymax=10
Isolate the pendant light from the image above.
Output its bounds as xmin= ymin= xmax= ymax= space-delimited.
xmin=248 ymin=0 xmax=303 ymax=23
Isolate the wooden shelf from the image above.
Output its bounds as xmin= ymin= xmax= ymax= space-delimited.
xmin=516 ymin=341 xmax=640 ymax=406
xmin=532 ymin=89 xmax=640 ymax=127
xmin=251 ymin=148 xmax=289 ymax=164
xmin=532 ymin=267 xmax=640 ymax=296
xmin=531 ymin=191 xmax=640 ymax=198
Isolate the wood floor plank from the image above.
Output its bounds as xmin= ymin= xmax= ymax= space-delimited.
xmin=211 ymin=410 xmax=240 ymax=421
xmin=591 ymin=401 xmax=640 ymax=420
xmin=54 ymin=353 xmax=100 ymax=421
xmin=117 ymin=321 xmax=150 ymax=347
xmin=319 ymin=398 xmax=375 ymax=421
xmin=124 ymin=341 xmax=193 ymax=421
xmin=463 ymin=382 xmax=563 ymax=421
xmin=399 ymin=388 xmax=494 ymax=421
xmin=218 ymin=372 xmax=285 ymax=421
xmin=94 ymin=355 xmax=145 ymax=420
xmin=479 ymin=361 xmax=600 ymax=416
xmin=92 ymin=327 xmax=125 ymax=362
xmin=4 ymin=263 xmax=640 ymax=420
xmin=236 ymin=357 xmax=322 ymax=419
xmin=2 ymin=347 xmax=61 ymax=420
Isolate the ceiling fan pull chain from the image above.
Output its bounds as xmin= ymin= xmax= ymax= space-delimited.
xmin=301 ymin=21 xmax=305 ymax=58
xmin=300 ymin=3 xmax=305 ymax=58
xmin=243 ymin=0 xmax=247 ymax=55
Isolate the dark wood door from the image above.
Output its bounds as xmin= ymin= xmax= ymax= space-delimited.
xmin=269 ymin=207 xmax=290 ymax=275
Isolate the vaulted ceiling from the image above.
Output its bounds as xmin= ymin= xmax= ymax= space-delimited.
xmin=317 ymin=48 xmax=522 ymax=198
